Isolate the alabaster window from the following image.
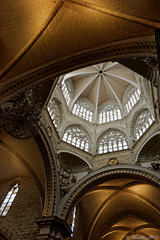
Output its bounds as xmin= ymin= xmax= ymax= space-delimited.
xmin=47 ymin=99 xmax=60 ymax=129
xmin=62 ymin=79 xmax=72 ymax=105
xmin=0 ymin=183 xmax=19 ymax=216
xmin=72 ymin=100 xmax=93 ymax=122
xmin=98 ymin=130 xmax=128 ymax=154
xmin=63 ymin=126 xmax=89 ymax=152
xmin=135 ymin=110 xmax=154 ymax=140
xmin=99 ymin=105 xmax=121 ymax=123
xmin=71 ymin=206 xmax=76 ymax=237
xmin=125 ymin=87 xmax=141 ymax=113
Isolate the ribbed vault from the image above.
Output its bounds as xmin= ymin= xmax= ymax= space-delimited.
xmin=75 ymin=178 xmax=160 ymax=240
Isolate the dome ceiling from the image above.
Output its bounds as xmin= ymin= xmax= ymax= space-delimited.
xmin=63 ymin=61 xmax=140 ymax=115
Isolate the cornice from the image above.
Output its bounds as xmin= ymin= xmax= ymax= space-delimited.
xmin=0 ymin=39 xmax=156 ymax=103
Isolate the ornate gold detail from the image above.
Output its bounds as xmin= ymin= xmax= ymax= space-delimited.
xmin=37 ymin=129 xmax=57 ymax=216
xmin=47 ymin=127 xmax=52 ymax=137
xmin=108 ymin=158 xmax=118 ymax=166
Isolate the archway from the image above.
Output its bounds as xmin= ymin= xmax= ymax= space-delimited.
xmin=58 ymin=165 xmax=160 ymax=239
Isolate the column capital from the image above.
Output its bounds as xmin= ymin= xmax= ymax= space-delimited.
xmin=35 ymin=216 xmax=72 ymax=240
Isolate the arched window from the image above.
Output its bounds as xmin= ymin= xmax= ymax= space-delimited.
xmin=71 ymin=206 xmax=76 ymax=237
xmin=98 ymin=104 xmax=121 ymax=123
xmin=62 ymin=126 xmax=90 ymax=152
xmin=47 ymin=99 xmax=60 ymax=129
xmin=98 ymin=130 xmax=128 ymax=154
xmin=135 ymin=110 xmax=154 ymax=140
xmin=0 ymin=183 xmax=19 ymax=216
xmin=61 ymin=79 xmax=72 ymax=105
xmin=72 ymin=100 xmax=93 ymax=122
xmin=125 ymin=87 xmax=141 ymax=113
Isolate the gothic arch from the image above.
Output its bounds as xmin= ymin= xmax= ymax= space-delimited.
xmin=135 ymin=130 xmax=160 ymax=163
xmin=97 ymin=128 xmax=129 ymax=154
xmin=57 ymin=149 xmax=92 ymax=170
xmin=130 ymin=107 xmax=150 ymax=140
xmin=58 ymin=164 xmax=160 ymax=220
xmin=62 ymin=124 xmax=92 ymax=152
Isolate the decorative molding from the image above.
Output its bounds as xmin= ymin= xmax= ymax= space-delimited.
xmin=58 ymin=165 xmax=160 ymax=220
xmin=35 ymin=128 xmax=59 ymax=216
xmin=0 ymin=40 xmax=156 ymax=102
xmin=35 ymin=216 xmax=72 ymax=239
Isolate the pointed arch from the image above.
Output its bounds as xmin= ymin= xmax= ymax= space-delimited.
xmin=97 ymin=129 xmax=128 ymax=154
xmin=62 ymin=125 xmax=91 ymax=152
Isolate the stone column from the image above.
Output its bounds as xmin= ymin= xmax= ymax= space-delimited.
xmin=35 ymin=216 xmax=72 ymax=240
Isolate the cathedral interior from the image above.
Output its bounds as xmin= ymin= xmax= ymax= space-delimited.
xmin=1 ymin=0 xmax=160 ymax=239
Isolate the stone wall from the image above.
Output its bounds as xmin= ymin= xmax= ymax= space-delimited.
xmin=0 ymin=177 xmax=42 ymax=240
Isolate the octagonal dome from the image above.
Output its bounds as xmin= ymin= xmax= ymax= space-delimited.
xmin=61 ymin=61 xmax=141 ymax=123
xmin=47 ymin=60 xmax=154 ymax=155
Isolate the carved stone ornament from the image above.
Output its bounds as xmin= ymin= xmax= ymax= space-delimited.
xmin=35 ymin=216 xmax=72 ymax=240
xmin=58 ymin=167 xmax=73 ymax=198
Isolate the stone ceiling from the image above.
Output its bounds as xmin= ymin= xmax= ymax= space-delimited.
xmin=0 ymin=0 xmax=159 ymax=102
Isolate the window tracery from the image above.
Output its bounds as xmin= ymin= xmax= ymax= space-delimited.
xmin=47 ymin=99 xmax=60 ymax=129
xmin=98 ymin=130 xmax=128 ymax=154
xmin=72 ymin=100 xmax=93 ymax=122
xmin=62 ymin=126 xmax=90 ymax=152
xmin=61 ymin=79 xmax=72 ymax=105
xmin=135 ymin=110 xmax=154 ymax=140
xmin=98 ymin=104 xmax=121 ymax=123
xmin=0 ymin=183 xmax=19 ymax=216
xmin=125 ymin=87 xmax=141 ymax=113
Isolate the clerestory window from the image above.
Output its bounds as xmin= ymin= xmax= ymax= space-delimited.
xmin=62 ymin=126 xmax=90 ymax=152
xmin=125 ymin=87 xmax=141 ymax=113
xmin=72 ymin=100 xmax=93 ymax=122
xmin=47 ymin=99 xmax=60 ymax=129
xmin=99 ymin=104 xmax=121 ymax=123
xmin=98 ymin=130 xmax=128 ymax=154
xmin=61 ymin=79 xmax=72 ymax=106
xmin=135 ymin=110 xmax=154 ymax=140
xmin=0 ymin=183 xmax=19 ymax=216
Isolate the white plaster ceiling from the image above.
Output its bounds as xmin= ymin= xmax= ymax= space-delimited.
xmin=64 ymin=61 xmax=140 ymax=114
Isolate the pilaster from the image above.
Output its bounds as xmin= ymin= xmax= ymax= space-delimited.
xmin=35 ymin=216 xmax=72 ymax=240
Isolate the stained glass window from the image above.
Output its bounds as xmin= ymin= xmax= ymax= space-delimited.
xmin=47 ymin=99 xmax=60 ymax=129
xmin=135 ymin=110 xmax=154 ymax=140
xmin=61 ymin=79 xmax=72 ymax=105
xmin=98 ymin=130 xmax=128 ymax=154
xmin=72 ymin=100 xmax=93 ymax=122
xmin=63 ymin=126 xmax=90 ymax=152
xmin=0 ymin=183 xmax=19 ymax=216
xmin=99 ymin=105 xmax=121 ymax=123
xmin=125 ymin=87 xmax=141 ymax=113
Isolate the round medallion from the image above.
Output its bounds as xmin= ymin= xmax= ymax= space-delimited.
xmin=108 ymin=159 xmax=118 ymax=166
xmin=47 ymin=127 xmax=52 ymax=137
